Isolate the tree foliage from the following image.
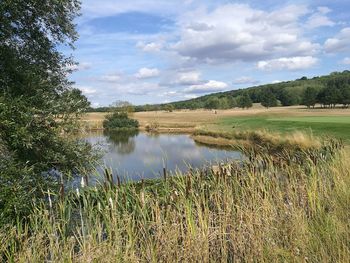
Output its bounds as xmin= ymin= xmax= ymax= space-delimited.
xmin=103 ymin=112 xmax=139 ymax=130
xmin=260 ymin=89 xmax=278 ymax=108
xmin=236 ymin=93 xmax=253 ymax=109
xmin=0 ymin=0 xmax=93 ymax=223
xmin=302 ymin=87 xmax=318 ymax=108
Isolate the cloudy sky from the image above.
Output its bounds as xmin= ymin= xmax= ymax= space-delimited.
xmin=65 ymin=0 xmax=350 ymax=107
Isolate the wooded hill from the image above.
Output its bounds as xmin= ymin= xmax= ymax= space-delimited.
xmin=91 ymin=70 xmax=350 ymax=112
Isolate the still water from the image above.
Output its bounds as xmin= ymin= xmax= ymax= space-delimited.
xmin=84 ymin=131 xmax=242 ymax=181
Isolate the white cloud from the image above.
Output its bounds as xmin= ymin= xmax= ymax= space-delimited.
xmin=184 ymin=80 xmax=228 ymax=94
xmin=135 ymin=67 xmax=160 ymax=79
xmin=100 ymin=73 xmax=122 ymax=82
xmin=233 ymin=76 xmax=259 ymax=85
xmin=137 ymin=41 xmax=163 ymax=52
xmin=257 ymin=56 xmax=318 ymax=71
xmin=172 ymin=4 xmax=319 ymax=63
xmin=67 ymin=62 xmax=92 ymax=71
xmin=175 ymin=71 xmax=201 ymax=85
xmin=324 ymin=27 xmax=350 ymax=53
xmin=317 ymin=6 xmax=331 ymax=14
xmin=306 ymin=14 xmax=335 ymax=29
xmin=183 ymin=94 xmax=198 ymax=99
xmin=77 ymin=86 xmax=97 ymax=96
xmin=342 ymin=57 xmax=350 ymax=65
xmin=306 ymin=7 xmax=334 ymax=29
xmin=271 ymin=80 xmax=283 ymax=84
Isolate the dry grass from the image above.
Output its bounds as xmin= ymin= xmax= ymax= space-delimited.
xmin=82 ymin=105 xmax=350 ymax=132
xmin=1 ymin=138 xmax=349 ymax=262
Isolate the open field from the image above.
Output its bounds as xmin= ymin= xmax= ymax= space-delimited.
xmin=83 ymin=105 xmax=350 ymax=142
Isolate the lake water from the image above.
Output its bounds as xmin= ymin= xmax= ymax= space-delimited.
xmin=84 ymin=131 xmax=242 ymax=182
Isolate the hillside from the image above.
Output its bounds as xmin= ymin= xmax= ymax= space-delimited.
xmin=90 ymin=70 xmax=350 ymax=112
xmin=157 ymin=70 xmax=350 ymax=110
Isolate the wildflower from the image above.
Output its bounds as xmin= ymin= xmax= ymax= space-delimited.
xmin=76 ymin=188 xmax=80 ymax=198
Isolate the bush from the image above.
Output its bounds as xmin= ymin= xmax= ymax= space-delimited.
xmin=103 ymin=112 xmax=139 ymax=130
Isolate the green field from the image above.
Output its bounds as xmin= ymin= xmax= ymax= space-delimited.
xmin=218 ymin=116 xmax=350 ymax=142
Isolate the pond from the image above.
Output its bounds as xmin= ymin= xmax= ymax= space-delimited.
xmin=83 ymin=130 xmax=242 ymax=183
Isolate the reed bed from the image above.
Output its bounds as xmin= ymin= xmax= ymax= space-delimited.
xmin=1 ymin=139 xmax=349 ymax=262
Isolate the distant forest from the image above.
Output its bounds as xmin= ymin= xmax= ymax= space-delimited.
xmin=90 ymin=70 xmax=350 ymax=112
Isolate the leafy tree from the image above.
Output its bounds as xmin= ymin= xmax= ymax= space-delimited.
xmin=237 ymin=93 xmax=253 ymax=109
xmin=103 ymin=112 xmax=139 ymax=130
xmin=261 ymin=89 xmax=278 ymax=108
xmin=279 ymin=89 xmax=301 ymax=106
xmin=340 ymin=85 xmax=350 ymax=108
xmin=0 ymin=0 xmax=93 ymax=223
xmin=111 ymin=100 xmax=135 ymax=112
xmin=163 ymin=104 xmax=175 ymax=112
xmin=302 ymin=87 xmax=318 ymax=108
xmin=204 ymin=97 xmax=220 ymax=109
xmin=318 ymin=86 xmax=341 ymax=108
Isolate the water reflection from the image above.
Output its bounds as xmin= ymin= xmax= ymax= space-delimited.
xmin=104 ymin=130 xmax=138 ymax=155
xmin=84 ymin=132 xmax=242 ymax=181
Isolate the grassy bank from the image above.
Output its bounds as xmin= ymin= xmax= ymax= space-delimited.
xmin=82 ymin=106 xmax=350 ymax=144
xmin=215 ymin=116 xmax=350 ymax=142
xmin=1 ymin=138 xmax=349 ymax=262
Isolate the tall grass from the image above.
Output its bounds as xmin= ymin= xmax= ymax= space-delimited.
xmin=1 ymin=139 xmax=349 ymax=262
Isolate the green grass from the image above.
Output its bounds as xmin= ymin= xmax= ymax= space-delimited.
xmin=218 ymin=116 xmax=350 ymax=142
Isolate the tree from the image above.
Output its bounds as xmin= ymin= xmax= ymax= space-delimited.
xmin=0 ymin=0 xmax=93 ymax=223
xmin=340 ymin=85 xmax=350 ymax=108
xmin=163 ymin=104 xmax=175 ymax=112
xmin=236 ymin=93 xmax=253 ymax=109
xmin=261 ymin=89 xmax=278 ymax=108
xmin=318 ymin=86 xmax=341 ymax=108
xmin=279 ymin=89 xmax=301 ymax=106
xmin=103 ymin=111 xmax=139 ymax=130
xmin=204 ymin=97 xmax=220 ymax=109
xmin=302 ymin=87 xmax=318 ymax=108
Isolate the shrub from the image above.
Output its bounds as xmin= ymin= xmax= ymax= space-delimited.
xmin=103 ymin=112 xmax=139 ymax=130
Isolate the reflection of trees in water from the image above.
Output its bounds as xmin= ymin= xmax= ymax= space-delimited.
xmin=104 ymin=130 xmax=139 ymax=155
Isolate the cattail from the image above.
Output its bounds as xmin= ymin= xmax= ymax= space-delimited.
xmin=109 ymin=197 xmax=114 ymax=210
xmin=47 ymin=189 xmax=52 ymax=209
xmin=81 ymin=177 xmax=85 ymax=188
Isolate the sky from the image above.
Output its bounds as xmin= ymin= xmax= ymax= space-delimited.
xmin=65 ymin=0 xmax=350 ymax=107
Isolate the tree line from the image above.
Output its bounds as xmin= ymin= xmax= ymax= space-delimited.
xmin=90 ymin=71 xmax=350 ymax=112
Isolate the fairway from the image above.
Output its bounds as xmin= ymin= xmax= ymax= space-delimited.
xmin=82 ymin=106 xmax=350 ymax=142
xmin=219 ymin=115 xmax=350 ymax=141
xmin=268 ymin=116 xmax=350 ymax=123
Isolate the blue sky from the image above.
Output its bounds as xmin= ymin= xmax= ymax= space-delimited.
xmin=66 ymin=0 xmax=350 ymax=107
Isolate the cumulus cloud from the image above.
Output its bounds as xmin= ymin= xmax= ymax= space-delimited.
xmin=306 ymin=7 xmax=335 ymax=29
xmin=136 ymin=41 xmax=163 ymax=52
xmin=257 ymin=56 xmax=318 ymax=71
xmin=67 ymin=62 xmax=92 ymax=71
xmin=233 ymin=76 xmax=259 ymax=85
xmin=135 ymin=67 xmax=160 ymax=79
xmin=184 ymin=80 xmax=228 ymax=94
xmin=172 ymin=4 xmax=319 ymax=63
xmin=324 ymin=28 xmax=350 ymax=53
xmin=100 ymin=73 xmax=122 ymax=82
xmin=342 ymin=57 xmax=350 ymax=65
xmin=77 ymin=86 xmax=97 ymax=96
xmin=175 ymin=71 xmax=202 ymax=85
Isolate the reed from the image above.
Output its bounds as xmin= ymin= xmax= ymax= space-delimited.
xmin=1 ymin=138 xmax=349 ymax=262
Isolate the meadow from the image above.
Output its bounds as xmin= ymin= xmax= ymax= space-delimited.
xmin=82 ymin=105 xmax=350 ymax=143
xmin=2 ymin=135 xmax=349 ymax=262
xmin=3 ymin=106 xmax=349 ymax=262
